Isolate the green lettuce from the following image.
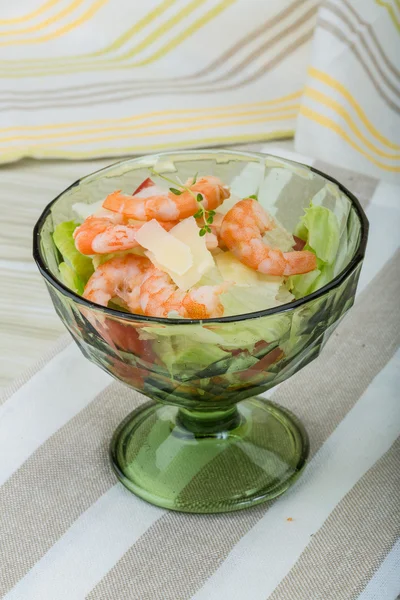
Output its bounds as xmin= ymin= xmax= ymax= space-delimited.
xmin=144 ymin=333 xmax=229 ymax=379
xmin=58 ymin=262 xmax=84 ymax=295
xmin=295 ymin=205 xmax=340 ymax=264
xmin=291 ymin=205 xmax=340 ymax=298
xmin=140 ymin=312 xmax=290 ymax=378
xmin=53 ymin=221 xmax=94 ymax=285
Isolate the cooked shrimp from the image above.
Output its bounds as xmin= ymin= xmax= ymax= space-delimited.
xmin=139 ymin=266 xmax=229 ymax=319
xmin=74 ymin=215 xmax=177 ymax=255
xmin=102 ymin=176 xmax=230 ymax=222
xmin=83 ymin=254 xmax=151 ymax=313
xmin=220 ymin=199 xmax=317 ymax=276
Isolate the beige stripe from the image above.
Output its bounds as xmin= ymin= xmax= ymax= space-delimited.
xmin=342 ymin=0 xmax=400 ymax=79
xmin=313 ymin=161 xmax=379 ymax=208
xmin=269 ymin=438 xmax=400 ymax=600
xmin=325 ymin=1 xmax=400 ymax=95
xmin=0 ymin=382 xmax=139 ymax=597
xmin=87 ymin=252 xmax=400 ymax=600
xmin=196 ymin=0 xmax=314 ymax=78
xmin=319 ymin=19 xmax=400 ymax=115
xmin=215 ymin=7 xmax=316 ymax=83
xmin=0 ymin=4 xmax=317 ymax=112
xmin=0 ymin=335 xmax=69 ymax=406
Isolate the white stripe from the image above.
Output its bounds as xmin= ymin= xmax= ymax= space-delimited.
xmin=0 ymin=343 xmax=111 ymax=486
xmin=357 ymin=185 xmax=400 ymax=294
xmin=192 ymin=350 xmax=400 ymax=600
xmin=0 ymin=260 xmax=37 ymax=272
xmin=4 ymin=484 xmax=165 ymax=600
xmin=369 ymin=180 xmax=399 ymax=210
xmin=357 ymin=538 xmax=400 ymax=600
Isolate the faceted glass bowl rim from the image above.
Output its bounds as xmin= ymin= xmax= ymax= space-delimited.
xmin=33 ymin=149 xmax=369 ymax=325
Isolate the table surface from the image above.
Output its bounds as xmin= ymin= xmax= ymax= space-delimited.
xmin=0 ymin=140 xmax=294 ymax=388
xmin=2 ymin=142 xmax=400 ymax=600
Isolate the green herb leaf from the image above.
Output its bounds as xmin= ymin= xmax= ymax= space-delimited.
xmin=192 ymin=172 xmax=198 ymax=184
xmin=208 ymin=210 xmax=216 ymax=216
xmin=197 ymin=193 xmax=203 ymax=202
xmin=199 ymin=228 xmax=207 ymax=237
xmin=205 ymin=226 xmax=212 ymax=233
xmin=248 ymin=194 xmax=258 ymax=200
xmin=170 ymin=187 xmax=182 ymax=195
xmin=207 ymin=215 xmax=214 ymax=224
xmin=193 ymin=210 xmax=203 ymax=219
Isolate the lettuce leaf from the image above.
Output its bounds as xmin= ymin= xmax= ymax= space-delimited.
xmin=221 ymin=284 xmax=291 ymax=316
xmin=295 ymin=205 xmax=340 ymax=265
xmin=291 ymin=204 xmax=340 ymax=298
xmin=151 ymin=337 xmax=229 ymax=378
xmin=139 ymin=310 xmax=290 ymax=378
xmin=52 ymin=221 xmax=94 ymax=284
xmin=58 ymin=262 xmax=85 ymax=295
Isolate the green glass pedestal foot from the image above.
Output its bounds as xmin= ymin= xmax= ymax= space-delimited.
xmin=110 ymin=397 xmax=309 ymax=513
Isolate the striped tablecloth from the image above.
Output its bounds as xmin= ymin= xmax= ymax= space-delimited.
xmin=1 ymin=148 xmax=399 ymax=600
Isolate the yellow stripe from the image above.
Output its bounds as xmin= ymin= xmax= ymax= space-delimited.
xmin=88 ymin=0 xmax=177 ymax=58
xmin=0 ymin=130 xmax=294 ymax=163
xmin=375 ymin=0 xmax=400 ymax=32
xmin=304 ymin=87 xmax=400 ymax=160
xmin=0 ymin=91 xmax=302 ymax=132
xmin=0 ymin=105 xmax=300 ymax=143
xmin=0 ymin=0 xmax=61 ymax=24
xmin=0 ymin=0 xmax=233 ymax=71
xmin=0 ymin=0 xmax=85 ymax=36
xmin=100 ymin=0 xmax=208 ymax=63
xmin=309 ymin=67 xmax=400 ymax=150
xmin=300 ymin=105 xmax=400 ymax=172
xmin=0 ymin=0 xmax=177 ymax=63
xmin=130 ymin=0 xmax=236 ymax=68
xmin=0 ymin=112 xmax=297 ymax=149
xmin=14 ymin=0 xmax=207 ymax=64
xmin=0 ymin=0 xmax=108 ymax=46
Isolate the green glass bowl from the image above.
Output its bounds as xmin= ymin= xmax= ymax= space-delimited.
xmin=33 ymin=150 xmax=368 ymax=513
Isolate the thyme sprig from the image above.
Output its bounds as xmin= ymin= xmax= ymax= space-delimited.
xmin=150 ymin=168 xmax=215 ymax=237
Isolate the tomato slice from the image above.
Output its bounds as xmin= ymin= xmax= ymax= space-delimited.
xmin=293 ymin=235 xmax=306 ymax=251
xmin=105 ymin=318 xmax=155 ymax=361
xmin=133 ymin=177 xmax=155 ymax=195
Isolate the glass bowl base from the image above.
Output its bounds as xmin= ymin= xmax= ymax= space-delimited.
xmin=110 ymin=396 xmax=309 ymax=514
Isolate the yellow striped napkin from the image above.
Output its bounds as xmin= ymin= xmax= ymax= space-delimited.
xmin=0 ymin=0 xmax=318 ymax=161
xmin=295 ymin=0 xmax=400 ymax=183
xmin=1 ymin=0 xmax=399 ymax=183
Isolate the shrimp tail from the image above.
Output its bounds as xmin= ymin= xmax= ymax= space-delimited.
xmin=283 ymin=250 xmax=317 ymax=276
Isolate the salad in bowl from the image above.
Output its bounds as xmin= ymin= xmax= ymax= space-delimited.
xmin=34 ymin=150 xmax=368 ymax=513
xmin=52 ymin=169 xmax=341 ymax=320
